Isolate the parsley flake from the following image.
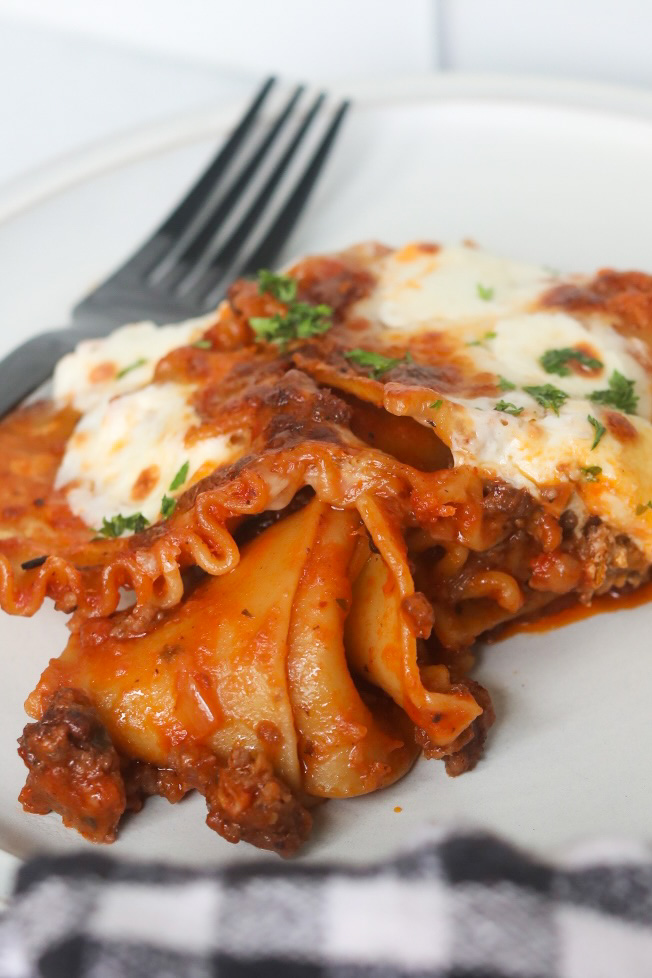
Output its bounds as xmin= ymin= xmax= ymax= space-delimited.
xmin=495 ymin=400 xmax=523 ymax=416
xmin=344 ymin=348 xmax=407 ymax=378
xmin=476 ymin=283 xmax=495 ymax=301
xmin=251 ymin=267 xmax=333 ymax=345
xmin=169 ymin=461 xmax=189 ymax=492
xmin=636 ymin=501 xmax=652 ymax=515
xmin=430 ymin=399 xmax=443 ymax=410
xmin=523 ymin=384 xmax=569 ymax=415
xmin=250 ymin=303 xmax=332 ymax=345
xmin=161 ymin=495 xmax=176 ymax=519
xmin=540 ymin=347 xmax=603 ymax=377
xmin=96 ymin=512 xmax=149 ymax=538
xmin=257 ymin=269 xmax=298 ymax=303
xmin=589 ymin=370 xmax=639 ymax=415
xmin=193 ymin=339 xmax=212 ymax=350
xmin=467 ymin=330 xmax=497 ymax=347
xmin=498 ymin=376 xmax=516 ymax=391
xmin=587 ymin=414 xmax=606 ymax=451
xmin=580 ymin=465 xmax=602 ymax=482
xmin=116 ymin=358 xmax=147 ymax=379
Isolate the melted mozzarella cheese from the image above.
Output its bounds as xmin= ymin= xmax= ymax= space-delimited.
xmin=447 ymin=394 xmax=652 ymax=552
xmin=469 ymin=311 xmax=652 ymax=416
xmin=54 ymin=313 xmax=216 ymax=413
xmin=355 ymin=243 xmax=553 ymax=332
xmin=351 ymin=241 xmax=652 ymax=556
xmin=55 ymin=382 xmax=244 ymax=527
xmin=446 ymin=306 xmax=652 ymax=554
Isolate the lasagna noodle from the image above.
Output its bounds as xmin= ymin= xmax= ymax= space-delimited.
xmin=28 ymin=500 xmax=443 ymax=808
xmin=0 ymin=399 xmax=504 ymax=624
xmin=11 ymin=239 xmax=652 ymax=854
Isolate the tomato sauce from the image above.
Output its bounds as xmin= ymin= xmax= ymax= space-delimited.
xmin=497 ymin=578 xmax=652 ymax=639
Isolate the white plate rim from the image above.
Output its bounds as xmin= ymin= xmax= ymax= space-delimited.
xmin=5 ymin=71 xmax=652 ymax=226
xmin=3 ymin=69 xmax=652 ymax=901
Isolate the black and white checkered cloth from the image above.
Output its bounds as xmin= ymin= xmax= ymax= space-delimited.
xmin=1 ymin=828 xmax=652 ymax=978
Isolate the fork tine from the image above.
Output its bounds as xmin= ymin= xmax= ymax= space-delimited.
xmin=155 ymin=84 xmax=306 ymax=293
xmin=241 ymin=100 xmax=350 ymax=276
xmin=101 ymin=76 xmax=277 ymax=283
xmin=181 ymin=92 xmax=331 ymax=306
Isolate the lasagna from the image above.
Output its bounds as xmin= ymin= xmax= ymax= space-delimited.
xmin=5 ymin=241 xmax=652 ymax=855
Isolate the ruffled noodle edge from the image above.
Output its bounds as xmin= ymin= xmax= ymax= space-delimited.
xmin=0 ymin=440 xmax=477 ymax=621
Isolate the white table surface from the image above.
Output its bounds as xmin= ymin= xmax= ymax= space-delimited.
xmin=0 ymin=19 xmax=254 ymax=195
xmin=4 ymin=6 xmax=652 ymax=208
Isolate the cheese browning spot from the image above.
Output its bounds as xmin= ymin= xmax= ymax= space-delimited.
xmin=89 ymin=361 xmax=116 ymax=384
xmin=131 ymin=465 xmax=160 ymax=502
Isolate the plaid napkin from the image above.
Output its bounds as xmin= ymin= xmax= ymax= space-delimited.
xmin=1 ymin=828 xmax=651 ymax=978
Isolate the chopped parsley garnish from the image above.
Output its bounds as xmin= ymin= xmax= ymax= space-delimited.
xmin=96 ymin=512 xmax=149 ymax=538
xmin=161 ymin=495 xmax=176 ymax=519
xmin=476 ymin=283 xmax=495 ymax=301
xmin=523 ymin=383 xmax=569 ymax=415
xmin=257 ymin=269 xmax=298 ymax=303
xmin=467 ymin=330 xmax=497 ymax=346
xmin=251 ymin=268 xmax=332 ymax=345
xmin=168 ymin=461 xmax=189 ymax=491
xmin=159 ymin=462 xmax=190 ymax=519
xmin=580 ymin=465 xmax=602 ymax=482
xmin=193 ymin=339 xmax=212 ymax=349
xmin=587 ymin=414 xmax=606 ymax=451
xmin=250 ymin=303 xmax=332 ymax=345
xmin=588 ymin=370 xmax=639 ymax=415
xmin=636 ymin=501 xmax=652 ymax=515
xmin=430 ymin=399 xmax=443 ymax=410
xmin=540 ymin=347 xmax=603 ymax=377
xmin=344 ymin=348 xmax=408 ymax=378
xmin=498 ymin=376 xmax=516 ymax=391
xmin=116 ymin=358 xmax=147 ymax=379
xmin=494 ymin=400 xmax=523 ymax=416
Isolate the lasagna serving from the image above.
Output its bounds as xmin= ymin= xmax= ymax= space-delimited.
xmin=5 ymin=240 xmax=652 ymax=855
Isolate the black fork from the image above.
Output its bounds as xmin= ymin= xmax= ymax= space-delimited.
xmin=0 ymin=77 xmax=349 ymax=416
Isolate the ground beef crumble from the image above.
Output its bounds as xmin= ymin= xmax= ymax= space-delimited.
xmin=415 ymin=679 xmax=495 ymax=777
xmin=18 ymin=688 xmax=126 ymax=843
xmin=18 ymin=690 xmax=312 ymax=856
xmin=205 ymin=748 xmax=312 ymax=857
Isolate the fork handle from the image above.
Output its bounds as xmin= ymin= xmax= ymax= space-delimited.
xmin=0 ymin=328 xmax=77 ymax=417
